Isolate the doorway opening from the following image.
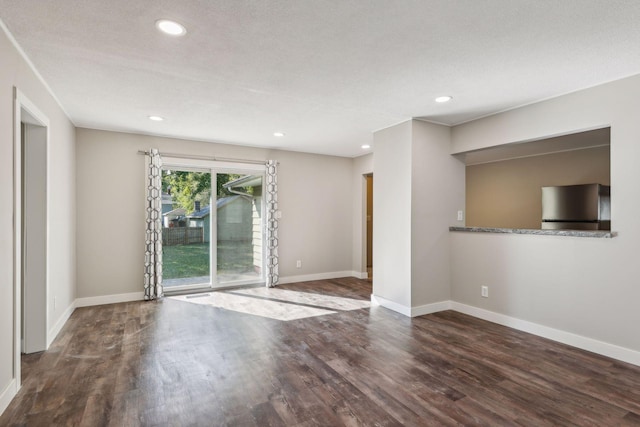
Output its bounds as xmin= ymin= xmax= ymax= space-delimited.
xmin=365 ymin=174 xmax=373 ymax=280
xmin=161 ymin=163 xmax=265 ymax=293
xmin=13 ymin=89 xmax=50 ymax=392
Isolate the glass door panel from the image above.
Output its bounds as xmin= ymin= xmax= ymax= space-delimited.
xmin=161 ymin=168 xmax=212 ymax=290
xmin=214 ymin=172 xmax=264 ymax=287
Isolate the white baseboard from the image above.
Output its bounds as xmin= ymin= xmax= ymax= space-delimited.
xmin=371 ymin=295 xmax=451 ymax=317
xmin=69 ymin=273 xmax=364 ymax=308
xmin=411 ymin=300 xmax=452 ymax=317
xmin=278 ymin=271 xmax=358 ymax=285
xmin=370 ymin=294 xmax=412 ymax=317
xmin=0 ymin=379 xmax=17 ymax=418
xmin=368 ymin=296 xmax=640 ymax=367
xmin=47 ymin=301 xmax=77 ymax=347
xmin=450 ymin=302 xmax=640 ymax=367
xmin=75 ymin=292 xmax=144 ymax=308
xmin=352 ymin=271 xmax=369 ymax=279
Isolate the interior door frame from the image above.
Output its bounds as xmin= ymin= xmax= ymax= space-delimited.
xmin=13 ymin=88 xmax=50 ymax=390
xmin=161 ymin=157 xmax=266 ymax=292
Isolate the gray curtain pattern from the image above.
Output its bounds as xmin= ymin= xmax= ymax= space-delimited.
xmin=265 ymin=160 xmax=279 ymax=287
xmin=144 ymin=149 xmax=163 ymax=300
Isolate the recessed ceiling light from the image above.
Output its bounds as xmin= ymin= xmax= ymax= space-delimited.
xmin=361 ymin=144 xmax=371 ymax=149
xmin=148 ymin=115 xmax=164 ymax=121
xmin=155 ymin=19 xmax=187 ymax=36
xmin=435 ymin=96 xmax=453 ymax=103
xmin=273 ymin=132 xmax=285 ymax=137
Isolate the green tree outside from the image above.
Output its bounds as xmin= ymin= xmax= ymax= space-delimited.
xmin=162 ymin=171 xmax=243 ymax=213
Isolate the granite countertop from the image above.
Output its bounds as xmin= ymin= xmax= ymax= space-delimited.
xmin=449 ymin=226 xmax=615 ymax=238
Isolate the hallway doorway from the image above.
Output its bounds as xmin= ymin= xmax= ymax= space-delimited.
xmin=365 ymin=174 xmax=373 ymax=279
xmin=14 ymin=88 xmax=50 ymax=387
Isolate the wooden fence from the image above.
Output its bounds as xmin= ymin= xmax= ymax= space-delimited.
xmin=163 ymin=227 xmax=204 ymax=246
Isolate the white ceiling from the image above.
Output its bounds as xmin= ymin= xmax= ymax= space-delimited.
xmin=2 ymin=1 xmax=640 ymax=158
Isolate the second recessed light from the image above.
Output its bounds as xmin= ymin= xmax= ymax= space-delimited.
xmin=156 ymin=19 xmax=187 ymax=36
xmin=148 ymin=115 xmax=164 ymax=121
xmin=273 ymin=132 xmax=285 ymax=137
xmin=435 ymin=96 xmax=453 ymax=103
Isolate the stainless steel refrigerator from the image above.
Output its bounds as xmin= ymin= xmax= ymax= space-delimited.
xmin=541 ymin=184 xmax=610 ymax=230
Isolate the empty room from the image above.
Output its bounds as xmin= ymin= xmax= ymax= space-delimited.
xmin=1 ymin=1 xmax=640 ymax=425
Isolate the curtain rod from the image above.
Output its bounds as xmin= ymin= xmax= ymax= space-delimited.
xmin=137 ymin=150 xmax=271 ymax=165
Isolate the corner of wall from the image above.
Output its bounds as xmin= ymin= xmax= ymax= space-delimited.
xmin=0 ymin=379 xmax=18 ymax=418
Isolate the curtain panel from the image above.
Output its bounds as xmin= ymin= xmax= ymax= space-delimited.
xmin=265 ymin=160 xmax=279 ymax=287
xmin=144 ymin=149 xmax=163 ymax=300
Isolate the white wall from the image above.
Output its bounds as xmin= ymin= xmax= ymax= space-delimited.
xmin=351 ymin=153 xmax=373 ymax=276
xmin=450 ymin=74 xmax=640 ymax=355
xmin=372 ymin=120 xmax=413 ymax=308
xmin=75 ymin=128 xmax=355 ymax=299
xmin=411 ymin=120 xmax=464 ymax=307
xmin=0 ymin=23 xmax=76 ymax=412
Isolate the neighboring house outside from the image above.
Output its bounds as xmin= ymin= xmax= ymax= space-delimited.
xmin=186 ymin=205 xmax=210 ymax=243
xmin=223 ymin=175 xmax=263 ymax=274
xmin=162 ymin=208 xmax=186 ymax=228
xmin=161 ymin=193 xmax=173 ymax=215
xmin=187 ymin=196 xmax=253 ymax=243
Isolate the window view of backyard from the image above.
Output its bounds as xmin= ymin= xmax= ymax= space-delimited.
xmin=161 ymin=169 xmax=263 ymax=289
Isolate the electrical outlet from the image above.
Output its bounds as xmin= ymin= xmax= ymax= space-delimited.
xmin=481 ymin=286 xmax=489 ymax=298
xmin=457 ymin=210 xmax=464 ymax=221
xmin=296 ymin=260 xmax=302 ymax=268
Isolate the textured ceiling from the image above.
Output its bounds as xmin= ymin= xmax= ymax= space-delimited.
xmin=2 ymin=1 xmax=640 ymax=157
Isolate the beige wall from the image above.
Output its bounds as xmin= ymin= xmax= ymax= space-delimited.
xmin=76 ymin=128 xmax=355 ymax=298
xmin=466 ymin=146 xmax=610 ymax=229
xmin=411 ymin=120 xmax=464 ymax=308
xmin=0 ymin=24 xmax=76 ymax=411
xmin=373 ymin=120 xmax=413 ymax=307
xmin=450 ymin=74 xmax=640 ymax=356
xmin=372 ymin=120 xmax=465 ymax=313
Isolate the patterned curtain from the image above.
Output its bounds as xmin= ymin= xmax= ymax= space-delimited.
xmin=144 ymin=149 xmax=163 ymax=300
xmin=265 ymin=160 xmax=279 ymax=287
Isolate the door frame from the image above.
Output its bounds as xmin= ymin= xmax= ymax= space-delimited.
xmin=14 ymin=88 xmax=50 ymax=389
xmin=161 ymin=157 xmax=267 ymax=292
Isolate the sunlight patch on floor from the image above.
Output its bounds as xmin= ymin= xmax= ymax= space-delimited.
xmin=231 ymin=287 xmax=371 ymax=311
xmin=169 ymin=287 xmax=370 ymax=321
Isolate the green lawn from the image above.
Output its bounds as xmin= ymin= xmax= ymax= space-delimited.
xmin=163 ymin=241 xmax=254 ymax=279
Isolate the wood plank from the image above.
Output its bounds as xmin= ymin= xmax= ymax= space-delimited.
xmin=1 ymin=278 xmax=639 ymax=426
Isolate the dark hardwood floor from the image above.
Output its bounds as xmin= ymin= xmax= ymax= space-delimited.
xmin=2 ymin=277 xmax=640 ymax=426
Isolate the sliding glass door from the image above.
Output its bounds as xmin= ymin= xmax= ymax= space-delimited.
xmin=161 ymin=163 xmax=265 ymax=292
xmin=161 ymin=168 xmax=212 ymax=290
xmin=215 ymin=172 xmax=263 ymax=287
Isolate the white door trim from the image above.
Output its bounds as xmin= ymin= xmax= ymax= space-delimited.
xmin=13 ymin=88 xmax=50 ymax=391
